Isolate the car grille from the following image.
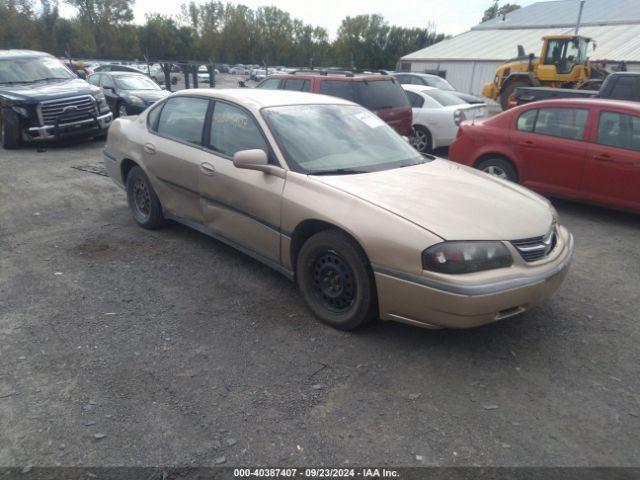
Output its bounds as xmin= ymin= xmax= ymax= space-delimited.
xmin=511 ymin=228 xmax=557 ymax=262
xmin=39 ymin=95 xmax=97 ymax=126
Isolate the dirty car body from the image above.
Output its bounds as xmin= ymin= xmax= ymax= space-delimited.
xmin=103 ymin=89 xmax=573 ymax=330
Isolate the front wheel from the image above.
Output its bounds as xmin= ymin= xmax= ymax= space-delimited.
xmin=1 ymin=109 xmax=22 ymax=149
xmin=476 ymin=157 xmax=518 ymax=182
xmin=499 ymin=80 xmax=530 ymax=111
xmin=125 ymin=166 xmax=166 ymax=229
xmin=296 ymin=230 xmax=377 ymax=330
xmin=410 ymin=126 xmax=432 ymax=154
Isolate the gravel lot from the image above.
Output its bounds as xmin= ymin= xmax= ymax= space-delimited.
xmin=1 ymin=117 xmax=639 ymax=467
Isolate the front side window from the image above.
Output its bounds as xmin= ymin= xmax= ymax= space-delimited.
xmin=283 ymin=78 xmax=310 ymax=92
xmin=100 ymin=75 xmax=115 ymax=88
xmin=87 ymin=74 xmax=100 ymax=86
xmin=534 ymin=108 xmax=588 ymax=140
xmin=209 ymin=102 xmax=267 ymax=157
xmin=597 ymin=111 xmax=640 ymax=152
xmin=257 ymin=78 xmax=281 ymax=90
xmin=262 ymin=104 xmax=428 ymax=174
xmin=156 ymin=96 xmax=209 ymax=145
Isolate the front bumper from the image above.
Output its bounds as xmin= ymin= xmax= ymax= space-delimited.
xmin=374 ymin=227 xmax=574 ymax=329
xmin=25 ymin=112 xmax=113 ymax=141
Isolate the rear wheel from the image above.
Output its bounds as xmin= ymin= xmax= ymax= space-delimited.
xmin=296 ymin=230 xmax=377 ymax=331
xmin=1 ymin=109 xmax=21 ymax=150
xmin=125 ymin=166 xmax=166 ymax=229
xmin=476 ymin=157 xmax=518 ymax=182
xmin=410 ymin=126 xmax=432 ymax=153
xmin=500 ymin=79 xmax=530 ymax=111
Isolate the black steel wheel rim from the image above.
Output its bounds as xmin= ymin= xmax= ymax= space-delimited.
xmin=310 ymin=251 xmax=356 ymax=314
xmin=132 ymin=178 xmax=151 ymax=219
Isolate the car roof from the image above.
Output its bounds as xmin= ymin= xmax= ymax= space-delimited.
xmin=175 ymin=88 xmax=356 ymax=110
xmin=394 ymin=72 xmax=440 ymax=79
xmin=95 ymin=71 xmax=148 ymax=76
xmin=517 ymin=97 xmax=640 ymax=111
xmin=266 ymin=72 xmax=392 ymax=82
xmin=0 ymin=49 xmax=53 ymax=59
xmin=401 ymin=84 xmax=437 ymax=93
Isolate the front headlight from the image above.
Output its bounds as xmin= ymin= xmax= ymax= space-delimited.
xmin=422 ymin=241 xmax=513 ymax=274
xmin=128 ymin=95 xmax=144 ymax=105
xmin=11 ymin=106 xmax=29 ymax=117
xmin=94 ymin=92 xmax=108 ymax=110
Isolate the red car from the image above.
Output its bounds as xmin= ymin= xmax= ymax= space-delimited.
xmin=449 ymin=98 xmax=640 ymax=213
xmin=255 ymin=71 xmax=413 ymax=136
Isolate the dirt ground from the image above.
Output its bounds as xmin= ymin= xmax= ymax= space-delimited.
xmin=1 ymin=132 xmax=639 ymax=468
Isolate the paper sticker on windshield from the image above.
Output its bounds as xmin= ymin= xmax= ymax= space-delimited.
xmin=354 ymin=111 xmax=385 ymax=129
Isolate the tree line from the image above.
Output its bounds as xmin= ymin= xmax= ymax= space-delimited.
xmin=0 ymin=0 xmax=447 ymax=70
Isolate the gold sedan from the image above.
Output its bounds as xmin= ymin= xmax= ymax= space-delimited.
xmin=103 ymin=89 xmax=573 ymax=330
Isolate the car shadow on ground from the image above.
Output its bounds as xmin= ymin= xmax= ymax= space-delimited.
xmin=550 ymin=197 xmax=640 ymax=229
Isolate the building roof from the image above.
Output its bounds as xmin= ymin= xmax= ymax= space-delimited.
xmin=401 ymin=0 xmax=640 ymax=63
xmin=475 ymin=0 xmax=640 ymax=30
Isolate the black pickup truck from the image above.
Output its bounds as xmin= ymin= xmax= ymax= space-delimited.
xmin=513 ymin=72 xmax=640 ymax=107
xmin=0 ymin=50 xmax=113 ymax=149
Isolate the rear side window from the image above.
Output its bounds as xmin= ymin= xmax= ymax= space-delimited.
xmin=516 ymin=109 xmax=538 ymax=132
xmin=422 ymin=90 xmax=465 ymax=107
xmin=597 ymin=111 xmax=640 ymax=152
xmin=356 ymin=80 xmax=410 ymax=110
xmin=156 ymin=97 xmax=209 ymax=145
xmin=147 ymin=103 xmax=164 ymax=131
xmin=209 ymin=102 xmax=267 ymax=157
xmin=405 ymin=91 xmax=424 ymax=108
xmin=319 ymin=80 xmax=355 ymax=101
xmin=282 ymin=78 xmax=310 ymax=92
xmin=609 ymin=76 xmax=640 ymax=101
xmin=257 ymin=78 xmax=281 ymax=90
xmin=534 ymin=108 xmax=588 ymax=141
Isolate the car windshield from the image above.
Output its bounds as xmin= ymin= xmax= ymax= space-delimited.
xmin=422 ymin=76 xmax=456 ymax=91
xmin=423 ymin=90 xmax=467 ymax=107
xmin=115 ymin=76 xmax=160 ymax=90
xmin=0 ymin=56 xmax=75 ymax=84
xmin=262 ymin=104 xmax=429 ymax=174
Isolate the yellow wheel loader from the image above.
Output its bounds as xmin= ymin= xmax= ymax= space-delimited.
xmin=483 ymin=35 xmax=601 ymax=110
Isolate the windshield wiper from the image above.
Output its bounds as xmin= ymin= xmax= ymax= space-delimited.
xmin=307 ymin=168 xmax=369 ymax=175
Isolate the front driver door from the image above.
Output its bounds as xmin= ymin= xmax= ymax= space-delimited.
xmin=198 ymin=100 xmax=285 ymax=263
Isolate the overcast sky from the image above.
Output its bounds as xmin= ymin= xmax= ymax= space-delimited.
xmin=59 ymin=0 xmax=539 ymax=37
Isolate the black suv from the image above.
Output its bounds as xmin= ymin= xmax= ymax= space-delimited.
xmin=0 ymin=50 xmax=113 ymax=149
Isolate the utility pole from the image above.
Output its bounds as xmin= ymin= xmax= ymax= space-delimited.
xmin=575 ymin=0 xmax=586 ymax=35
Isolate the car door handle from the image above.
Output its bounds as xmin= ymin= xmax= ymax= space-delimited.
xmin=593 ymin=153 xmax=613 ymax=162
xmin=518 ymin=140 xmax=536 ymax=148
xmin=200 ymin=162 xmax=216 ymax=175
xmin=143 ymin=143 xmax=156 ymax=155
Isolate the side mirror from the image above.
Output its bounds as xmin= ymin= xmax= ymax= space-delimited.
xmin=233 ymin=149 xmax=285 ymax=177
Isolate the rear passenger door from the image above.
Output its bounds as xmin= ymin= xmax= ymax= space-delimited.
xmin=198 ymin=100 xmax=285 ymax=263
xmin=144 ymin=96 xmax=211 ymax=223
xmin=582 ymin=109 xmax=640 ymax=210
xmin=510 ymin=106 xmax=589 ymax=197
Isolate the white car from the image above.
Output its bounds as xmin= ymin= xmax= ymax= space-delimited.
xmin=402 ymin=84 xmax=487 ymax=153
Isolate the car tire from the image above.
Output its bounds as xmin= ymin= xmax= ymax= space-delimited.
xmin=410 ymin=126 xmax=432 ymax=154
xmin=296 ymin=230 xmax=377 ymax=331
xmin=1 ymin=109 xmax=22 ymax=150
xmin=500 ymin=80 xmax=529 ymax=111
xmin=476 ymin=157 xmax=518 ymax=182
xmin=125 ymin=166 xmax=166 ymax=229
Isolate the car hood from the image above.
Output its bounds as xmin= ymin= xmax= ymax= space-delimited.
xmin=312 ymin=159 xmax=554 ymax=241
xmin=0 ymin=78 xmax=99 ymax=103
xmin=452 ymin=91 xmax=486 ymax=104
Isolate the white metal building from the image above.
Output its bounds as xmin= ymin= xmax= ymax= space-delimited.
xmin=399 ymin=0 xmax=640 ymax=95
